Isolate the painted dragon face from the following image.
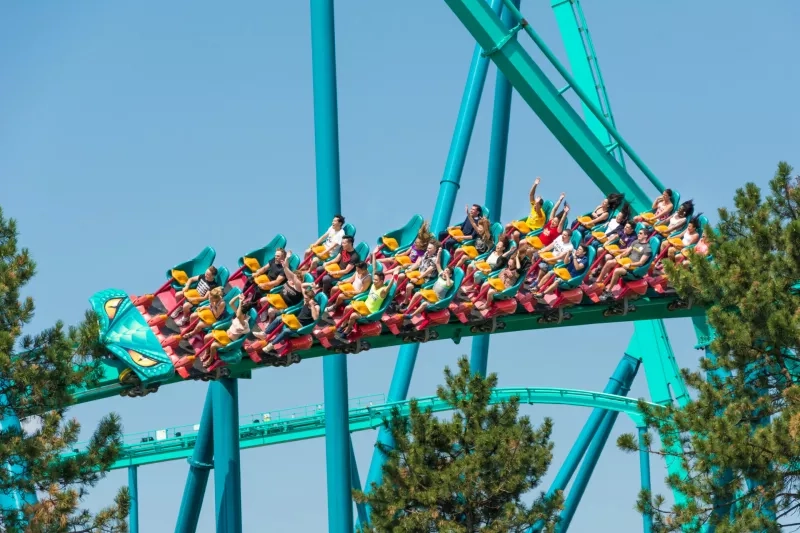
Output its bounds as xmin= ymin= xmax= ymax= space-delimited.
xmin=89 ymin=289 xmax=174 ymax=383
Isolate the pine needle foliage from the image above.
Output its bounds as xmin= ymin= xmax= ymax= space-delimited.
xmin=0 ymin=206 xmax=128 ymax=532
xmin=354 ymin=357 xmax=562 ymax=532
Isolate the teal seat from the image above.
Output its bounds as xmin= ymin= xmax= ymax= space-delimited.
xmin=420 ymin=249 xmax=450 ymax=290
xmin=208 ymin=287 xmax=243 ymax=331
xmin=427 ymin=267 xmax=465 ymax=312
xmin=238 ymin=234 xmax=287 ymax=276
xmin=474 ymin=223 xmax=504 ymax=262
xmin=217 ymin=307 xmax=258 ymax=365
xmin=266 ymin=255 xmax=301 ymax=295
xmin=290 ymin=293 xmax=328 ymax=337
xmin=377 ymin=215 xmax=424 ymax=256
xmin=625 ymin=235 xmax=661 ymax=280
xmin=555 ymin=245 xmax=596 ymax=291
xmin=167 ymin=246 xmax=216 ymax=289
xmin=510 ymin=199 xmax=555 ymax=235
xmin=330 ymin=242 xmax=370 ymax=282
xmin=486 ymin=266 xmax=527 ymax=302
xmin=344 ymin=223 xmax=356 ymax=238
xmin=352 ymin=282 xmax=397 ymax=323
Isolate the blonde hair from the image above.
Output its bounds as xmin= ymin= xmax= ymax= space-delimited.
xmin=209 ymin=287 xmax=223 ymax=300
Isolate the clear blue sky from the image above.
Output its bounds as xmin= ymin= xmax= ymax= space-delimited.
xmin=2 ymin=1 xmax=798 ymax=531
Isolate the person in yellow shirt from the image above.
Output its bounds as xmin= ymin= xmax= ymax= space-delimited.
xmin=505 ymin=177 xmax=555 ymax=238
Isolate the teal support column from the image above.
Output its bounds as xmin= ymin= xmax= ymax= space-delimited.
xmin=212 ymin=379 xmax=242 ymax=533
xmin=530 ymin=354 xmax=639 ymax=532
xmin=638 ymin=427 xmax=653 ymax=533
xmin=310 ymin=1 xmax=352 ymax=531
xmin=128 ymin=466 xmax=139 ymax=533
xmin=556 ymin=361 xmax=638 ymax=532
xmin=469 ymin=0 xmax=517 ymax=378
xmin=0 ymin=395 xmax=38 ymax=518
xmin=363 ymin=0 xmax=504 ymax=518
xmin=175 ymin=388 xmax=214 ymax=533
xmin=350 ymin=439 xmax=368 ymax=530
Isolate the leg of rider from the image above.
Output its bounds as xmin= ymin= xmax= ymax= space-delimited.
xmin=606 ymin=267 xmax=626 ymax=291
xmin=409 ymin=301 xmax=428 ymax=318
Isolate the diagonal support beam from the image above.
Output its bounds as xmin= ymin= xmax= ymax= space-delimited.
xmin=442 ymin=0 xmax=652 ymax=212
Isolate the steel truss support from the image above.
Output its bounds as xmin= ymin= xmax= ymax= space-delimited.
xmin=309 ymin=1 xmax=352 ymax=531
xmin=350 ymin=438 xmax=368 ymax=529
xmin=175 ymin=387 xmax=214 ymax=533
xmin=469 ymin=0 xmax=517 ymax=378
xmin=363 ymin=0 xmax=505 ymax=522
xmin=128 ymin=466 xmax=139 ymax=533
xmin=212 ymin=378 xmax=242 ymax=533
xmin=530 ymin=354 xmax=639 ymax=532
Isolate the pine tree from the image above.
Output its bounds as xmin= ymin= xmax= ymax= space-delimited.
xmin=0 ymin=206 xmax=129 ymax=532
xmin=353 ymin=356 xmax=562 ymax=532
xmin=618 ymin=162 xmax=800 ymax=532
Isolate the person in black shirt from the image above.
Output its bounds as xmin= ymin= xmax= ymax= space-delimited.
xmin=244 ymin=248 xmax=287 ymax=296
xmin=256 ymin=252 xmax=307 ymax=322
xmin=316 ymin=236 xmax=360 ymax=295
xmin=172 ymin=266 xmax=219 ymax=325
xmin=438 ymin=204 xmax=483 ymax=252
xmin=255 ymin=284 xmax=320 ymax=355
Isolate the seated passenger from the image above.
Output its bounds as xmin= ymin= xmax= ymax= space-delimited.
xmin=254 ymin=285 xmax=320 ymax=355
xmin=325 ymin=261 xmax=371 ymax=315
xmin=505 ymin=177 xmax=546 ymax=236
xmin=650 ymin=200 xmax=694 ymax=235
xmin=594 ymin=228 xmax=652 ymax=295
xmin=396 ymin=241 xmax=440 ymax=289
xmin=315 ymin=235 xmax=361 ymax=295
xmin=182 ymin=287 xmax=226 ymax=332
xmin=590 ymin=221 xmax=636 ymax=278
xmin=438 ymin=204 xmax=484 ymax=252
xmin=338 ymin=265 xmax=391 ymax=337
xmin=473 ymin=251 xmax=528 ymax=310
xmin=200 ymin=293 xmax=254 ymax=368
xmin=634 ymin=189 xmax=674 ymax=223
xmin=679 ymin=233 xmax=709 ymax=264
xmin=659 ymin=214 xmax=702 ymax=258
xmin=404 ymin=265 xmax=454 ymax=318
xmin=256 ymin=252 xmax=306 ymax=318
xmin=378 ymin=222 xmax=432 ymax=268
xmin=590 ymin=204 xmax=631 ymax=244
xmin=451 ymin=216 xmax=493 ymax=269
xmin=303 ymin=214 xmax=346 ymax=268
xmin=172 ymin=266 xmax=219 ymax=324
xmin=534 ymin=245 xmax=588 ymax=297
xmin=534 ymin=229 xmax=575 ymax=284
xmin=578 ymin=193 xmax=625 ymax=229
xmin=243 ymin=248 xmax=287 ymax=295
xmin=463 ymin=235 xmax=514 ymax=287
xmin=530 ymin=200 xmax=568 ymax=249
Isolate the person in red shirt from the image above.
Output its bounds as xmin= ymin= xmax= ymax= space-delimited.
xmin=536 ymin=204 xmax=570 ymax=248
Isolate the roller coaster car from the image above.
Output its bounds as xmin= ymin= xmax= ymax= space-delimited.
xmin=140 ymin=266 xmax=230 ymax=328
xmin=462 ymin=268 xmax=528 ymax=333
xmin=602 ymin=236 xmax=661 ymax=317
xmin=89 ymin=288 xmax=175 ymax=397
xmin=133 ymin=247 xmax=217 ymax=309
xmin=327 ymin=261 xmax=382 ymax=307
xmin=247 ymin=293 xmax=328 ymax=368
xmin=316 ymin=284 xmax=397 ymax=354
xmin=314 ymin=241 xmax=370 ymax=285
xmin=389 ymin=268 xmax=464 ymax=342
xmin=375 ymin=215 xmax=424 ymax=259
xmin=536 ymin=246 xmax=597 ymax=323
xmin=228 ymin=234 xmax=288 ymax=289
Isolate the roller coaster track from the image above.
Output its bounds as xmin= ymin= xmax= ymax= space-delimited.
xmin=62 ymin=387 xmax=657 ymax=471
xmin=73 ymin=298 xmax=703 ymax=405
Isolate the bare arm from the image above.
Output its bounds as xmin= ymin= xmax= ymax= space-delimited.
xmin=529 ymin=177 xmax=541 ymax=204
xmin=549 ymin=193 xmax=565 ymax=222
xmin=310 ymin=302 xmax=320 ymax=321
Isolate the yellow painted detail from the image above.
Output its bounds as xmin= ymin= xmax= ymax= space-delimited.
xmin=419 ymin=289 xmax=439 ymax=303
xmin=267 ymin=294 xmax=287 ymax=310
xmin=281 ymin=314 xmax=302 ymax=330
xmin=172 ymin=269 xmax=189 ymax=285
xmin=243 ymin=257 xmax=261 ymax=272
xmin=382 ymin=236 xmax=399 ymax=251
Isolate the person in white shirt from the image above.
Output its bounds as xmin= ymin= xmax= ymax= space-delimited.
xmin=534 ymin=229 xmax=574 ymax=285
xmin=302 ymin=214 xmax=346 ymax=271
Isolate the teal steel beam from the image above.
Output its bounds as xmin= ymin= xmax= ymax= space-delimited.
xmin=175 ymin=388 xmax=214 ymax=533
xmin=350 ymin=439 xmax=368 ymax=530
xmin=66 ymin=388 xmax=656 ymax=471
xmin=128 ymin=466 xmax=139 ymax=533
xmin=639 ymin=427 xmax=653 ymax=533
xmin=469 ymin=0 xmax=517 ymax=378
xmin=309 ymin=0 xmax=353 ymax=530
xmin=69 ymin=296 xmax=704 ymax=405
xmin=212 ymin=379 xmax=242 ymax=533
xmin=441 ymin=0 xmax=655 ymax=211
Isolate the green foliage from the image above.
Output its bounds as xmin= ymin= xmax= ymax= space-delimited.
xmin=617 ymin=162 xmax=800 ymax=532
xmin=353 ymin=357 xmax=562 ymax=532
xmin=0 ymin=206 xmax=128 ymax=532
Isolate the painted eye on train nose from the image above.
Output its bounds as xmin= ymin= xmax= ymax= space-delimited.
xmin=104 ymin=298 xmax=123 ymax=320
xmin=127 ymin=349 xmax=159 ymax=368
